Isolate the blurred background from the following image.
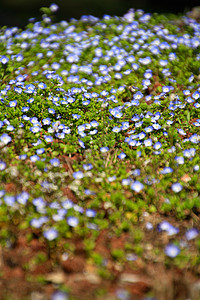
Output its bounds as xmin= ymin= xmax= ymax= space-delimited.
xmin=0 ymin=0 xmax=200 ymax=28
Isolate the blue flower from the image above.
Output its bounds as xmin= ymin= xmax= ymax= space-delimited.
xmin=158 ymin=221 xmax=179 ymax=235
xmin=48 ymin=108 xmax=55 ymax=114
xmin=133 ymin=91 xmax=143 ymax=100
xmin=50 ymin=158 xmax=60 ymax=167
xmin=19 ymin=154 xmax=27 ymax=160
xmin=30 ymin=218 xmax=44 ymax=229
xmin=44 ymin=135 xmax=53 ymax=143
xmin=36 ymin=148 xmax=45 ymax=155
xmin=118 ymin=152 xmax=126 ymax=159
xmin=100 ymin=146 xmax=109 ymax=153
xmin=193 ymin=165 xmax=199 ymax=172
xmin=112 ymin=126 xmax=122 ymax=133
xmin=131 ymin=181 xmax=144 ymax=193
xmin=9 ymin=100 xmax=17 ymax=107
xmin=160 ymin=167 xmax=173 ymax=175
xmin=144 ymin=138 xmax=152 ymax=147
xmin=185 ymin=228 xmax=198 ymax=240
xmin=72 ymin=114 xmax=81 ymax=120
xmin=83 ymin=164 xmax=93 ymax=171
xmin=174 ymin=156 xmax=184 ymax=165
xmin=62 ymin=199 xmax=73 ymax=209
xmin=4 ymin=195 xmax=15 ymax=206
xmin=78 ymin=139 xmax=85 ymax=148
xmin=0 ymin=160 xmax=6 ymax=170
xmin=0 ymin=55 xmax=9 ymax=64
xmin=25 ymin=84 xmax=35 ymax=94
xmin=165 ymin=244 xmax=180 ymax=258
xmin=38 ymin=82 xmax=47 ymax=89
xmin=32 ymin=197 xmax=46 ymax=208
xmin=171 ymin=182 xmax=183 ymax=193
xmin=16 ymin=191 xmax=29 ymax=205
xmin=51 ymin=291 xmax=68 ymax=300
xmin=153 ymin=142 xmax=162 ymax=150
xmin=73 ymin=171 xmax=84 ymax=179
xmin=43 ymin=228 xmax=58 ymax=241
xmin=67 ymin=216 xmax=79 ymax=227
xmin=86 ymin=209 xmax=96 ymax=217
xmin=30 ymin=155 xmax=39 ymax=162
xmin=0 ymin=133 xmax=12 ymax=144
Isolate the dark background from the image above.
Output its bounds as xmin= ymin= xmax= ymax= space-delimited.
xmin=0 ymin=0 xmax=200 ymax=28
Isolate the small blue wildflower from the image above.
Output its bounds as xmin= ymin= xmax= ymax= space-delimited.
xmin=19 ymin=154 xmax=27 ymax=160
xmin=83 ymin=164 xmax=93 ymax=171
xmin=44 ymin=135 xmax=53 ymax=143
xmin=16 ymin=191 xmax=29 ymax=205
xmin=153 ymin=142 xmax=162 ymax=150
xmin=131 ymin=181 xmax=144 ymax=192
xmin=72 ymin=114 xmax=81 ymax=120
xmin=185 ymin=228 xmax=199 ymax=240
xmin=73 ymin=171 xmax=84 ymax=179
xmin=152 ymin=123 xmax=161 ymax=130
xmin=118 ymin=152 xmax=126 ymax=159
xmin=62 ymin=199 xmax=73 ymax=209
xmin=122 ymin=178 xmax=132 ymax=186
xmin=193 ymin=165 xmax=199 ymax=172
xmin=0 ymin=133 xmax=12 ymax=144
xmin=67 ymin=216 xmax=79 ymax=227
xmin=30 ymin=155 xmax=39 ymax=162
xmin=27 ymin=97 xmax=34 ymax=103
xmin=32 ymin=197 xmax=46 ymax=208
xmin=194 ymin=102 xmax=200 ymax=108
xmin=25 ymin=84 xmax=35 ymax=94
xmin=36 ymin=148 xmax=45 ymax=155
xmin=171 ymin=182 xmax=183 ymax=193
xmin=51 ymin=290 xmax=68 ymax=300
xmin=146 ymin=222 xmax=153 ymax=230
xmin=165 ymin=244 xmax=180 ymax=258
xmin=50 ymin=158 xmax=60 ymax=167
xmin=133 ymin=91 xmax=143 ymax=100
xmin=0 ymin=160 xmax=6 ymax=170
xmin=138 ymin=132 xmax=146 ymax=139
xmin=30 ymin=126 xmax=41 ymax=133
xmin=189 ymin=134 xmax=200 ymax=143
xmin=174 ymin=156 xmax=184 ymax=165
xmin=4 ymin=195 xmax=15 ymax=206
xmin=78 ymin=139 xmax=85 ymax=148
xmin=177 ymin=128 xmax=186 ymax=136
xmin=112 ymin=126 xmax=122 ymax=133
xmin=9 ymin=100 xmax=17 ymax=107
xmin=30 ymin=218 xmax=44 ymax=229
xmin=158 ymin=221 xmax=179 ymax=235
xmin=128 ymin=140 xmax=136 ymax=147
xmin=116 ymin=289 xmax=130 ymax=300
xmin=38 ymin=82 xmax=47 ymax=89
xmin=43 ymin=228 xmax=58 ymax=241
xmin=144 ymin=126 xmax=153 ymax=133
xmin=131 ymin=169 xmax=141 ymax=176
xmin=21 ymin=106 xmax=30 ymax=112
xmin=100 ymin=146 xmax=109 ymax=153
xmin=144 ymin=138 xmax=152 ymax=147
xmin=86 ymin=209 xmax=96 ymax=217
xmin=0 ymin=55 xmax=9 ymax=64
xmin=48 ymin=108 xmax=55 ymax=114
xmin=0 ymin=190 xmax=5 ymax=198
xmin=73 ymin=205 xmax=83 ymax=214
xmin=108 ymin=175 xmax=116 ymax=182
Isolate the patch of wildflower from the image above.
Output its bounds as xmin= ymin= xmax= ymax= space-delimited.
xmin=0 ymin=6 xmax=199 ymax=287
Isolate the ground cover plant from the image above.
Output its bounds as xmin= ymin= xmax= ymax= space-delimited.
xmin=0 ymin=3 xmax=200 ymax=299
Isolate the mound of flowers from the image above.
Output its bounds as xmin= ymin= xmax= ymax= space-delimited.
xmin=0 ymin=4 xmax=200 ymax=299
